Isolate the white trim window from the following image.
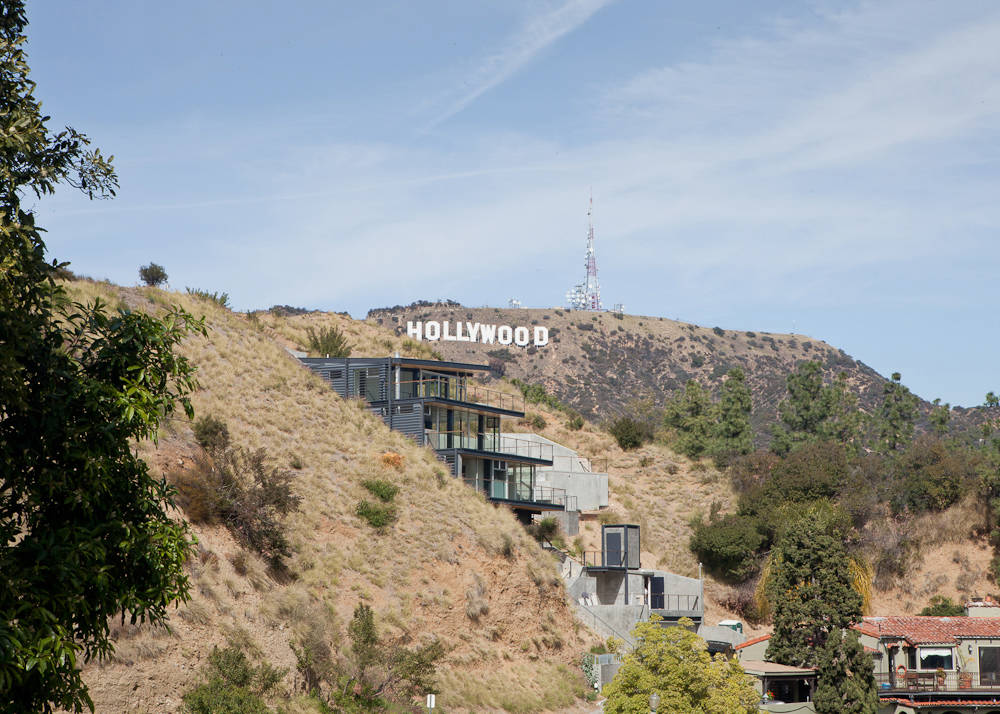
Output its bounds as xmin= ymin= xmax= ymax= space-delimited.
xmin=918 ymin=647 xmax=954 ymax=670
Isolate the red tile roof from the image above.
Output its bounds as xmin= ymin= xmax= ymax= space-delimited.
xmin=880 ymin=697 xmax=1000 ymax=708
xmin=733 ymin=634 xmax=770 ymax=651
xmin=862 ymin=616 xmax=1000 ymax=645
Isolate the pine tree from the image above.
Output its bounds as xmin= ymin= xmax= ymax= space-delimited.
xmin=813 ymin=628 xmax=878 ymax=714
xmin=714 ymin=367 xmax=753 ymax=457
xmin=877 ymin=372 xmax=918 ymax=452
xmin=663 ymin=379 xmax=715 ymax=458
xmin=771 ymin=362 xmax=861 ymax=454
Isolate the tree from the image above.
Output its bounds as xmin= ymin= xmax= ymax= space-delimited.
xmin=771 ymin=362 xmax=860 ymax=455
xmin=603 ymin=616 xmax=759 ymax=714
xmin=327 ymin=604 xmax=445 ymax=709
xmin=138 ymin=261 xmax=168 ymax=287
xmin=876 ymin=372 xmax=918 ymax=453
xmin=608 ymin=415 xmax=644 ymax=450
xmin=713 ymin=368 xmax=753 ymax=458
xmin=813 ymin=628 xmax=878 ymax=714
xmin=663 ymin=379 xmax=715 ymax=458
xmin=0 ymin=4 xmax=202 ymax=710
xmin=765 ymin=509 xmax=864 ymax=668
xmin=929 ymin=398 xmax=951 ymax=435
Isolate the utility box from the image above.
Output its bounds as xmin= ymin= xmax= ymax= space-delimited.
xmin=719 ymin=619 xmax=744 ymax=634
xmin=601 ymin=524 xmax=640 ymax=569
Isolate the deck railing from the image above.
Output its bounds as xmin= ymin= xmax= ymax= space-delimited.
xmin=461 ymin=477 xmax=572 ymax=509
xmin=394 ymin=378 xmax=524 ymax=413
xmin=425 ymin=430 xmax=554 ymax=462
xmin=582 ymin=550 xmax=627 ymax=568
xmin=874 ymin=670 xmax=1000 ymax=691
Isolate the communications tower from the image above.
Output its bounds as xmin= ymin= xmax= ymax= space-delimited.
xmin=566 ymin=193 xmax=603 ymax=311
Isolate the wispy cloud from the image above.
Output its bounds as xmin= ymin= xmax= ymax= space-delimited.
xmin=424 ymin=0 xmax=615 ymax=129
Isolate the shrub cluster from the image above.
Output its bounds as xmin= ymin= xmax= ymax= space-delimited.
xmin=185 ymin=287 xmax=230 ymax=308
xmin=304 ymin=325 xmax=351 ymax=357
xmin=356 ymin=478 xmax=399 ymax=530
xmin=182 ymin=643 xmax=285 ymax=714
xmin=173 ymin=446 xmax=301 ymax=566
xmin=138 ymin=262 xmax=168 ymax=287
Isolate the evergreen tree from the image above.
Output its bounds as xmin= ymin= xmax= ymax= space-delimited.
xmin=603 ymin=616 xmax=759 ymax=714
xmin=929 ymin=398 xmax=951 ymax=435
xmin=714 ymin=367 xmax=753 ymax=457
xmin=771 ymin=362 xmax=860 ymax=455
xmin=663 ymin=379 xmax=715 ymax=458
xmin=765 ymin=509 xmax=863 ymax=667
xmin=813 ymin=628 xmax=878 ymax=714
xmin=877 ymin=372 xmax=918 ymax=453
xmin=0 ymin=4 xmax=202 ymax=710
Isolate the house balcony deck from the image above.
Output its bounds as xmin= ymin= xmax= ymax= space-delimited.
xmin=461 ymin=478 xmax=574 ymax=512
xmin=426 ymin=431 xmax=554 ymax=464
xmin=875 ymin=670 xmax=1000 ymax=694
xmin=396 ymin=378 xmax=524 ymax=415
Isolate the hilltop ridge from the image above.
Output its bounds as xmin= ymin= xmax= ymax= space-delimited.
xmin=367 ymin=304 xmax=985 ymax=439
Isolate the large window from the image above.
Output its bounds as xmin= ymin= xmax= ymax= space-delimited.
xmin=918 ymin=648 xmax=954 ymax=670
xmin=981 ymin=647 xmax=1000 ymax=685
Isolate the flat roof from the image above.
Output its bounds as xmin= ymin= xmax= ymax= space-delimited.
xmin=299 ymin=356 xmax=489 ymax=375
xmin=740 ymin=661 xmax=816 ymax=676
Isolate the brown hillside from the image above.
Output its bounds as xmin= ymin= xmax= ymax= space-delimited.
xmin=366 ymin=305 xmax=985 ymax=439
xmin=63 ymin=281 xmax=595 ymax=714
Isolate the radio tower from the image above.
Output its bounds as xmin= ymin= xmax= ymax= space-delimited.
xmin=566 ymin=192 xmax=603 ymax=311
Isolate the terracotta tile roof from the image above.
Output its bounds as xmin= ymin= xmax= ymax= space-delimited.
xmin=880 ymin=697 xmax=1000 ymax=708
xmin=733 ymin=634 xmax=770 ymax=651
xmin=734 ymin=624 xmax=876 ymax=652
xmin=862 ymin=616 xmax=1000 ymax=645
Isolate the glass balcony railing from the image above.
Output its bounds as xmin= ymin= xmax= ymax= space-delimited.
xmin=425 ymin=430 xmax=553 ymax=461
xmin=394 ymin=378 xmax=524 ymax=412
xmin=461 ymin=477 xmax=574 ymax=509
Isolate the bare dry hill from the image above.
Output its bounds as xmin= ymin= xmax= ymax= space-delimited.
xmin=367 ymin=304 xmax=985 ymax=439
xmin=63 ymin=281 xmax=595 ymax=714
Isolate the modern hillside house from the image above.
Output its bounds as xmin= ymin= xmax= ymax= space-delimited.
xmin=299 ymin=356 xmax=572 ymax=521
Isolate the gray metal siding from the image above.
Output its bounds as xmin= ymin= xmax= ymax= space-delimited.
xmin=627 ymin=525 xmax=641 ymax=569
xmin=389 ymin=403 xmax=424 ymax=443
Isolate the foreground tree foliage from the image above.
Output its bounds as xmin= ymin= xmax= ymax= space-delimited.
xmin=602 ymin=616 xmax=759 ymax=714
xmin=765 ymin=509 xmax=864 ymax=668
xmin=0 ymin=3 xmax=203 ymax=709
xmin=813 ymin=628 xmax=878 ymax=714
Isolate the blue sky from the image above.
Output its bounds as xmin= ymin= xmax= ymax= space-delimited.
xmin=25 ymin=1 xmax=1000 ymax=407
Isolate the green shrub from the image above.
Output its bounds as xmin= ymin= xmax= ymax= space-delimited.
xmin=138 ymin=262 xmax=168 ymax=287
xmin=528 ymin=517 xmax=560 ymax=543
xmin=919 ymin=595 xmax=965 ymax=616
xmin=713 ymin=326 xmax=725 ymax=336
xmin=689 ymin=513 xmax=766 ymax=581
xmin=361 ymin=479 xmax=398 ymax=503
xmin=290 ymin=455 xmax=303 ymax=470
xmin=305 ymin=325 xmax=351 ymax=357
xmin=356 ymin=500 xmax=397 ymax=529
xmin=608 ymin=416 xmax=644 ymax=450
xmin=895 ymin=435 xmax=975 ymax=514
xmin=182 ymin=644 xmax=285 ymax=714
xmin=193 ymin=414 xmax=231 ymax=452
xmin=186 ymin=287 xmax=230 ymax=308
xmin=173 ymin=447 xmax=301 ymax=565
xmin=689 ymin=353 xmax=705 ymax=368
xmin=567 ymin=414 xmax=584 ymax=431
xmin=528 ymin=413 xmax=547 ymax=430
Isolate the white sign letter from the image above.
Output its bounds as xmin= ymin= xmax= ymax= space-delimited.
xmin=480 ymin=324 xmax=496 ymax=344
xmin=466 ymin=322 xmax=481 ymax=342
xmin=514 ymin=326 xmax=530 ymax=346
xmin=442 ymin=321 xmax=457 ymax=341
xmin=534 ymin=326 xmax=549 ymax=347
xmin=406 ymin=321 xmax=422 ymax=340
xmin=498 ymin=325 xmax=513 ymax=345
xmin=425 ymin=321 xmax=441 ymax=341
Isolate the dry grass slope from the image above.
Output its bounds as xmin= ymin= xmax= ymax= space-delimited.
xmin=62 ymin=281 xmax=593 ymax=713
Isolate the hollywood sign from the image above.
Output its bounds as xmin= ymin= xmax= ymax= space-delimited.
xmin=406 ymin=320 xmax=549 ymax=347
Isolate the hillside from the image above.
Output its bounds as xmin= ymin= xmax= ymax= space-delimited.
xmin=366 ymin=304 xmax=985 ymax=440
xmin=63 ymin=281 xmax=595 ymax=713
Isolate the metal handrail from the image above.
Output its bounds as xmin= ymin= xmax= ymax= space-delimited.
xmin=582 ymin=550 xmax=627 ymax=568
xmin=875 ymin=670 xmax=1000 ymax=691
xmin=393 ymin=378 xmax=524 ymax=413
xmin=425 ymin=430 xmax=554 ymax=461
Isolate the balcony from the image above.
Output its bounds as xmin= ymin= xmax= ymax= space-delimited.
xmin=396 ymin=377 xmax=524 ymax=413
xmin=461 ymin=477 xmax=574 ymax=511
xmin=875 ymin=670 xmax=1000 ymax=692
xmin=425 ymin=430 xmax=554 ymax=462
